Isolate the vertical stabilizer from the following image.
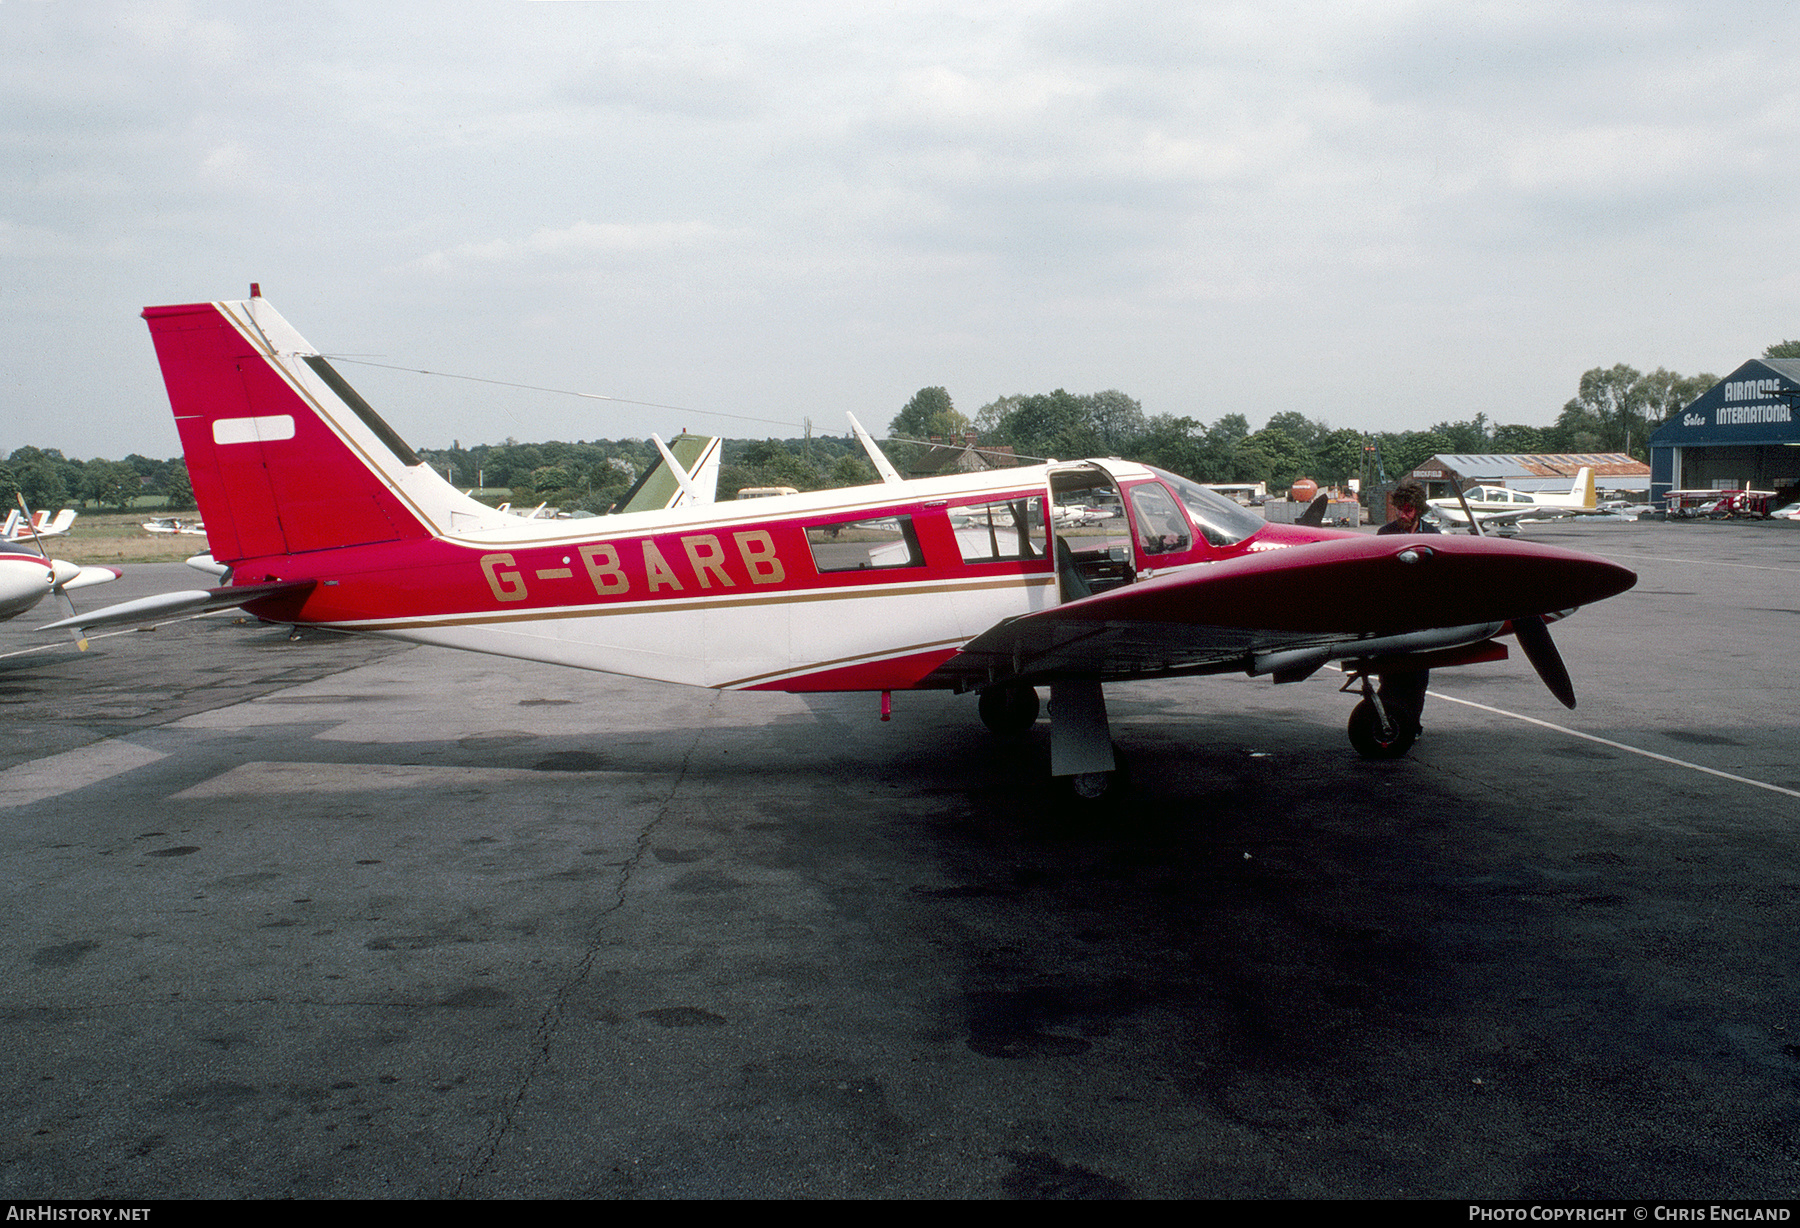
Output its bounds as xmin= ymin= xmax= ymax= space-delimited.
xmin=143 ymin=297 xmax=494 ymax=562
xmin=616 ymin=433 xmax=721 ymax=513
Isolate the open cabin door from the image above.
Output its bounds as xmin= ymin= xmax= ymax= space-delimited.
xmin=1048 ymin=464 xmax=1135 ymax=603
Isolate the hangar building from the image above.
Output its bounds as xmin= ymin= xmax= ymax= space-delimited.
xmin=1400 ymin=453 xmax=1650 ymax=500
xmin=1647 ymin=359 xmax=1800 ymax=504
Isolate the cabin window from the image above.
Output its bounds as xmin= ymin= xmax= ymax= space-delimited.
xmin=805 ymin=515 xmax=924 ymax=573
xmin=1147 ymin=466 xmax=1265 ymax=547
xmin=949 ymin=496 xmax=1046 ymax=564
xmin=1128 ymin=483 xmax=1192 ymax=555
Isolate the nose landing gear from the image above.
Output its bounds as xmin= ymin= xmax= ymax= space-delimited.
xmin=1343 ymin=671 xmax=1422 ymax=760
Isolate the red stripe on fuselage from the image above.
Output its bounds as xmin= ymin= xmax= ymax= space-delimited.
xmin=221 ymin=492 xmax=1060 ymax=627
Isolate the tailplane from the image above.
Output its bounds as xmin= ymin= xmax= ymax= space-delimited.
xmin=143 ymin=293 xmax=501 ymax=563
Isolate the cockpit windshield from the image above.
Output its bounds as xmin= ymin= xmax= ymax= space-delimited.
xmin=1147 ymin=467 xmax=1266 ymax=547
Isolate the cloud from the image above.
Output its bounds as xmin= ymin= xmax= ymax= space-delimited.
xmin=401 ymin=219 xmax=748 ymax=280
xmin=6 ymin=0 xmax=1800 ymax=457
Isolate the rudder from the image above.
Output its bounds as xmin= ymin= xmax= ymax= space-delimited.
xmin=144 ymin=297 xmax=434 ymax=564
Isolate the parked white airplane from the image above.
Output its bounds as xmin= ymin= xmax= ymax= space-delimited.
xmin=1429 ymin=468 xmax=1596 ymax=529
xmin=0 ymin=552 xmax=120 ymax=622
xmin=142 ymin=516 xmax=206 ymax=536
xmin=2 ymin=508 xmax=77 ymax=543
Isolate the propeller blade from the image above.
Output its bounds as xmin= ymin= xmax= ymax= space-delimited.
xmin=1514 ymin=614 xmax=1576 ymax=709
xmin=17 ymin=495 xmax=90 ymax=636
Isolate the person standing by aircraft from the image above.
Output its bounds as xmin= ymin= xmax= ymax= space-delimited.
xmin=1374 ymin=481 xmax=1440 ymax=739
xmin=1378 ymin=480 xmax=1439 ymax=538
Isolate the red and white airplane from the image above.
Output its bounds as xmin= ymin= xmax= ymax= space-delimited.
xmin=47 ymin=292 xmax=1637 ymax=796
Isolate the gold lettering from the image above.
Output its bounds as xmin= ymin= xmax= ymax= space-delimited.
xmin=479 ymin=553 xmax=527 ymax=603
xmin=643 ymin=541 xmax=683 ymax=592
xmin=579 ymin=543 xmax=630 ymax=596
xmin=733 ymin=530 xmax=785 ymax=585
xmin=682 ymin=534 xmax=736 ymax=589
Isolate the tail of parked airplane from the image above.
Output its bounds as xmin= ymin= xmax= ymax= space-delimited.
xmin=1540 ymin=467 xmax=1596 ymax=512
xmin=143 ymin=292 xmax=502 ymax=564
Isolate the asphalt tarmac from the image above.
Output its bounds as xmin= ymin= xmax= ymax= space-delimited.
xmin=1 ymin=519 xmax=1796 ymax=1199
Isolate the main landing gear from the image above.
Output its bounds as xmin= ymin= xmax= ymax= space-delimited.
xmin=1343 ymin=671 xmax=1425 ymax=760
xmin=977 ymin=684 xmax=1040 ymax=736
xmin=976 ymin=679 xmax=1125 ymax=800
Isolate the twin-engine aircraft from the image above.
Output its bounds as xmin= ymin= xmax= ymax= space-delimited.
xmin=47 ymin=293 xmax=1636 ymax=797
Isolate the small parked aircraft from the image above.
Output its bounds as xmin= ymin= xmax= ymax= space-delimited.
xmin=3 ymin=507 xmax=77 ymax=543
xmin=1428 ymin=468 xmax=1597 ymax=530
xmin=142 ymin=516 xmax=207 ymax=536
xmin=46 ymin=293 xmax=1637 ymax=796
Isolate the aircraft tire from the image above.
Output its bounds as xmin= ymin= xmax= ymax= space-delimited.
xmin=1348 ymin=698 xmax=1417 ymax=760
xmin=978 ymin=685 xmax=1040 ymax=735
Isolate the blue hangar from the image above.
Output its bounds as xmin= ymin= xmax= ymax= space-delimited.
xmin=1649 ymin=358 xmax=1800 ymax=504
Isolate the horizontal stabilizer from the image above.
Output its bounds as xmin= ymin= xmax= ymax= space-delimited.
xmin=39 ymin=579 xmax=315 ymax=632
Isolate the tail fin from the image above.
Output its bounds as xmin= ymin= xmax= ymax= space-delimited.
xmin=143 ymin=296 xmax=491 ymax=563
xmin=616 ymin=433 xmax=721 ymax=513
xmin=1573 ymin=467 xmax=1595 ymax=510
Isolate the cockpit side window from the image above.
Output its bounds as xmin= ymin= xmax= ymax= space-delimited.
xmin=1128 ymin=482 xmax=1191 ymax=555
xmin=1147 ymin=467 xmax=1266 ymax=547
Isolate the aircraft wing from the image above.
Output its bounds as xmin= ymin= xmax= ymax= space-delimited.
xmin=1431 ymin=503 xmax=1576 ymax=528
xmin=927 ymin=533 xmax=1634 ymax=689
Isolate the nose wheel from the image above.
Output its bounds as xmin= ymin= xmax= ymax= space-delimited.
xmin=1343 ymin=671 xmax=1422 ymax=760
xmin=1347 ymin=697 xmax=1417 ymax=759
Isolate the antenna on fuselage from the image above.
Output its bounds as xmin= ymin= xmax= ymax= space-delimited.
xmin=846 ymin=413 xmax=904 ymax=485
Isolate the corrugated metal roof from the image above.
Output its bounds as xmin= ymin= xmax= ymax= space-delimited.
xmin=1422 ymin=453 xmax=1649 ymax=480
xmin=1436 ymin=455 xmax=1534 ymax=478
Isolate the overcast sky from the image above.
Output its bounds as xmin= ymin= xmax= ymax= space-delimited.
xmin=5 ymin=0 xmax=1798 ymax=461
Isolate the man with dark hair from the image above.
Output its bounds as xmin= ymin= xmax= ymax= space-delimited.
xmin=1374 ymin=479 xmax=1439 ymax=742
xmin=1378 ymin=480 xmax=1439 ymax=536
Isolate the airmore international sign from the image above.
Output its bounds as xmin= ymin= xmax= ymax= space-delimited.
xmin=1712 ymin=379 xmax=1794 ymax=425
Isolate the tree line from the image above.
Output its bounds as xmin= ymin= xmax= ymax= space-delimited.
xmin=881 ymin=355 xmax=1746 ymax=494
xmin=4 ymin=342 xmax=1783 ymax=512
xmin=0 ymin=447 xmax=193 ymax=513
